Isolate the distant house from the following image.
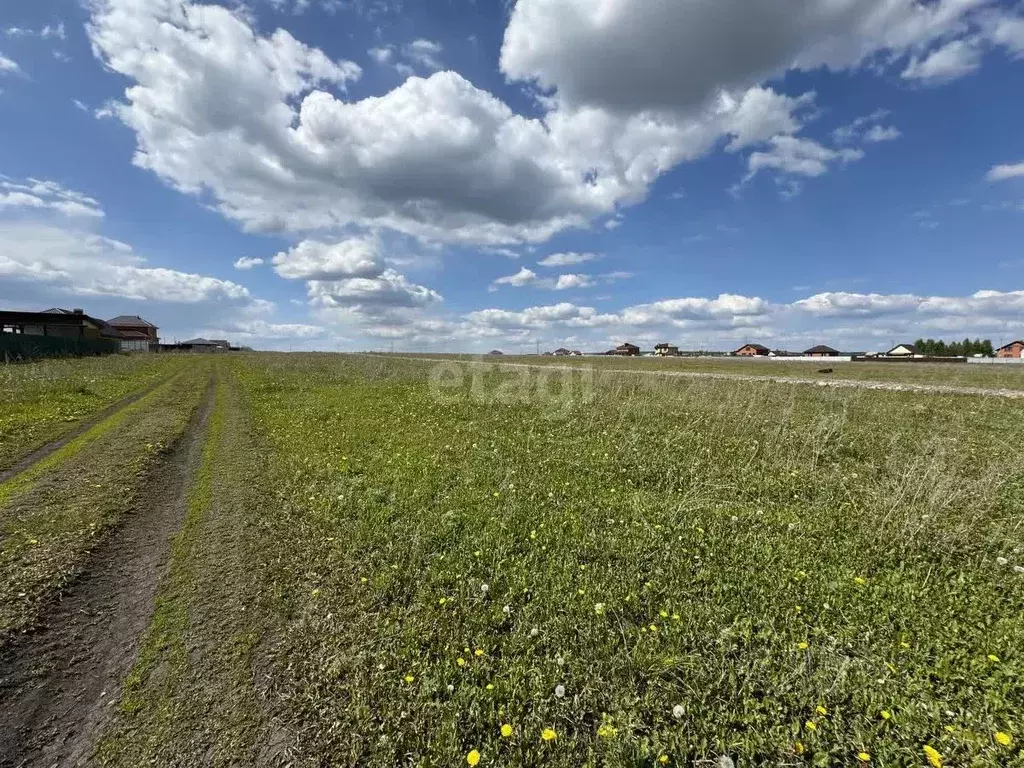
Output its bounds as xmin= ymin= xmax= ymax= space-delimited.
xmin=734 ymin=343 xmax=770 ymax=357
xmin=107 ymin=315 xmax=159 ymax=352
xmin=654 ymin=343 xmax=679 ymax=356
xmin=610 ymin=342 xmax=641 ymax=356
xmin=996 ymin=340 xmax=1024 ymax=358
xmin=180 ymin=338 xmax=230 ymax=353
xmin=570 ymin=350 xmax=583 ymax=356
xmin=805 ymin=345 xmax=840 ymax=357
xmin=487 ymin=349 xmax=503 ymax=356
xmin=886 ymin=343 xmax=921 ymax=357
xmin=553 ymin=347 xmax=571 ymax=356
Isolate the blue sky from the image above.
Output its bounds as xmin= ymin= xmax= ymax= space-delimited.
xmin=1 ymin=0 xmax=1023 ymax=352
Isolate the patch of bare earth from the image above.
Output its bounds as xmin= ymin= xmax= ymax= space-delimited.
xmin=0 ymin=379 xmax=214 ymax=768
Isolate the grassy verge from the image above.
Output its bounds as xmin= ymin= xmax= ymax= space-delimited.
xmin=0 ymin=362 xmax=211 ymax=644
xmin=232 ymin=354 xmax=1023 ymax=767
xmin=0 ymin=354 xmax=189 ymax=471
xmin=96 ymin=367 xmax=276 ymax=766
xmin=399 ymin=352 xmax=1024 ymax=391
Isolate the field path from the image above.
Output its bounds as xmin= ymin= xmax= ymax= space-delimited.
xmin=0 ymin=376 xmax=215 ymax=768
xmin=378 ymin=355 xmax=1024 ymax=400
xmin=0 ymin=371 xmax=181 ymax=486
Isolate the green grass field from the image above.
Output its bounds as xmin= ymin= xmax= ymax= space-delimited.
xmin=2 ymin=353 xmax=1022 ymax=766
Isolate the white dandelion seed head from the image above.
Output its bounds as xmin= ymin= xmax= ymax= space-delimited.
xmin=787 ymin=522 xmax=796 ymax=530
xmin=555 ymin=684 xmax=565 ymax=698
xmin=530 ymin=627 xmax=539 ymax=637
xmin=717 ymin=757 xmax=736 ymax=768
xmin=672 ymin=704 xmax=684 ymax=719
xmin=996 ymin=557 xmax=1009 ymax=566
xmin=556 ymin=655 xmax=565 ymax=666
xmin=481 ymin=583 xmax=490 ymax=594
xmin=446 ymin=684 xmax=454 ymax=693
xmin=503 ymin=604 xmax=511 ymax=614
xmin=1014 ymin=565 xmax=1024 ymax=574
xmin=730 ymin=515 xmax=738 ymax=523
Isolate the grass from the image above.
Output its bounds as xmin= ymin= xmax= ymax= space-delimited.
xmin=116 ymin=352 xmax=1017 ymax=767
xmin=21 ymin=352 xmax=1022 ymax=766
xmin=0 ymin=353 xmax=188 ymax=471
xmin=406 ymin=352 xmax=1024 ymax=392
xmin=0 ymin=361 xmax=211 ymax=644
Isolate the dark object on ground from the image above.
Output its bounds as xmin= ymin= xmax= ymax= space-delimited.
xmin=818 ymin=368 xmax=834 ymax=374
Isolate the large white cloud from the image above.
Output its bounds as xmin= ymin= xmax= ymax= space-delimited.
xmin=500 ymin=0 xmax=987 ymax=116
xmin=86 ymin=0 xmax=1000 ymax=247
xmin=272 ymin=237 xmax=384 ymax=280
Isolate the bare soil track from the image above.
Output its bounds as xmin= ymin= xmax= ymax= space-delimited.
xmin=0 ymin=377 xmax=214 ymax=768
xmin=0 ymin=373 xmax=179 ymax=486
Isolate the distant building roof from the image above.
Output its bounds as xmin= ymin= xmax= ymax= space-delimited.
xmin=182 ymin=337 xmax=219 ymax=345
xmin=487 ymin=349 xmax=503 ymax=355
xmin=735 ymin=343 xmax=770 ymax=352
xmin=997 ymin=340 xmax=1024 ymax=350
xmin=886 ymin=343 xmax=920 ymax=355
xmin=805 ymin=345 xmax=840 ymax=354
xmin=616 ymin=342 xmax=640 ymax=349
xmin=107 ymin=315 xmax=158 ymax=329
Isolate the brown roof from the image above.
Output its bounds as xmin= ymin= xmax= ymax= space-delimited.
xmin=736 ymin=343 xmax=769 ymax=352
xmin=107 ymin=315 xmax=157 ymax=329
xmin=997 ymin=340 xmax=1024 ymax=350
xmin=804 ymin=345 xmax=840 ymax=354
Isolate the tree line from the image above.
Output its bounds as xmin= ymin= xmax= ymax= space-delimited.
xmin=913 ymin=338 xmax=994 ymax=356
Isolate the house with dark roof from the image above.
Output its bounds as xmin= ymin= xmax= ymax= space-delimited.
xmin=107 ymin=315 xmax=159 ymax=352
xmin=553 ymin=347 xmax=571 ymax=356
xmin=996 ymin=340 xmax=1024 ymax=359
xmin=886 ymin=343 xmax=921 ymax=357
xmin=180 ymin=338 xmax=230 ymax=353
xmin=609 ymin=342 xmax=640 ymax=356
xmin=734 ymin=343 xmax=770 ymax=357
xmin=804 ymin=345 xmax=841 ymax=357
xmin=1 ymin=308 xmax=122 ymax=359
xmin=654 ymin=343 xmax=679 ymax=356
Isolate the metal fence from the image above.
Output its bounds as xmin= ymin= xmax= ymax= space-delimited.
xmin=0 ymin=334 xmax=120 ymax=362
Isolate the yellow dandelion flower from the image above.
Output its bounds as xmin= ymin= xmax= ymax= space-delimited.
xmin=794 ymin=742 xmax=805 ymax=755
xmin=857 ymin=752 xmax=871 ymax=762
xmin=923 ymin=745 xmax=942 ymax=768
xmin=500 ymin=724 xmax=513 ymax=738
xmin=672 ymin=614 xmax=680 ymax=621
xmin=360 ymin=577 xmax=368 ymax=584
xmin=404 ymin=675 xmax=414 ymax=683
xmin=798 ymin=641 xmax=809 ymax=650
xmin=486 ymin=683 xmax=494 ymax=690
xmin=816 ymin=705 xmax=828 ymax=716
xmin=899 ymin=641 xmax=910 ymax=649
xmin=881 ymin=710 xmax=892 ymax=720
xmin=987 ymin=654 xmax=1000 ymax=662
xmin=805 ymin=721 xmax=817 ymax=731
xmin=439 ymin=598 xmax=447 ymax=605
xmin=659 ymin=610 xmax=668 ymax=618
xmin=474 ymin=649 xmax=485 ymax=657
xmin=457 ymin=657 xmax=466 ymax=666
xmin=467 ymin=749 xmax=481 ymax=766
xmin=854 ymin=576 xmax=866 ymax=585
xmin=541 ymin=728 xmax=557 ymax=741
xmin=649 ymin=624 xmax=659 ymax=632
xmin=944 ymin=725 xmax=955 ymax=733
xmin=658 ymin=755 xmax=669 ymax=764
xmin=597 ymin=724 xmax=617 ymax=739
xmin=995 ymin=731 xmax=1012 ymax=747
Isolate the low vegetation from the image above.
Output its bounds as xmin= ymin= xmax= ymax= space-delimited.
xmin=0 ymin=353 xmax=187 ymax=470
xmin=4 ymin=353 xmax=1022 ymax=766
xmin=0 ymin=362 xmax=210 ymax=644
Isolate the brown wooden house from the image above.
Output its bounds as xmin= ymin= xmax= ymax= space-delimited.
xmin=609 ymin=342 xmax=640 ymax=356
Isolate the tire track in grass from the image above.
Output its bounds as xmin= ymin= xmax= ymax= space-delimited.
xmin=0 ymin=375 xmax=217 ymax=768
xmin=0 ymin=371 xmax=186 ymax=506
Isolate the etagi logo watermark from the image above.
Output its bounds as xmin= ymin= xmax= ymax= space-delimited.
xmin=427 ymin=358 xmax=595 ymax=419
